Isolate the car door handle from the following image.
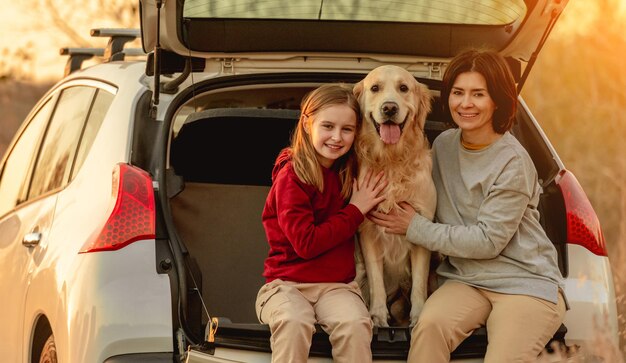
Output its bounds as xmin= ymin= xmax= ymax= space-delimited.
xmin=23 ymin=232 xmax=42 ymax=247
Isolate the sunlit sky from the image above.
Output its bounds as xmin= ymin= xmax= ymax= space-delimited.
xmin=0 ymin=0 xmax=623 ymax=81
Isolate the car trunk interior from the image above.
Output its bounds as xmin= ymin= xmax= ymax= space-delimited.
xmin=164 ymin=81 xmax=568 ymax=358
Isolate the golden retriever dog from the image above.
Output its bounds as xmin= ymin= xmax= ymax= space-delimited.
xmin=353 ymin=65 xmax=437 ymax=327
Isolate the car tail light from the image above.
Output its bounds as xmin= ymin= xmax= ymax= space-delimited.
xmin=556 ymin=169 xmax=607 ymax=256
xmin=79 ymin=163 xmax=155 ymax=253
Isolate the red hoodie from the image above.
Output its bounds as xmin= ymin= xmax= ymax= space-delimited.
xmin=262 ymin=149 xmax=364 ymax=283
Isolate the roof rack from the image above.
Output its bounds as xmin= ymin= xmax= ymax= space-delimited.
xmin=60 ymin=28 xmax=146 ymax=76
xmin=59 ymin=48 xmax=104 ymax=77
xmin=90 ymin=28 xmax=142 ymax=60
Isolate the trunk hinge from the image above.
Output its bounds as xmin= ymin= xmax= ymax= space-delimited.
xmin=427 ymin=63 xmax=444 ymax=79
xmin=150 ymin=0 xmax=164 ymax=119
xmin=219 ymin=58 xmax=238 ymax=74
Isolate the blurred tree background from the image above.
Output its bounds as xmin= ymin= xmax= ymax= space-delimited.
xmin=0 ymin=0 xmax=140 ymax=156
xmin=1 ymin=0 xmax=625 ymax=359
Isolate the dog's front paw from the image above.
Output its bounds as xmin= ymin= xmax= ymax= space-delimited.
xmin=409 ymin=301 xmax=425 ymax=327
xmin=370 ymin=305 xmax=390 ymax=327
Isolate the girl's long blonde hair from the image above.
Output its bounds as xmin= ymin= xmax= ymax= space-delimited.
xmin=290 ymin=83 xmax=362 ymax=200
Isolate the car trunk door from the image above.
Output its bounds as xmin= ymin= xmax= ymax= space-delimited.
xmin=139 ymin=0 xmax=568 ymax=91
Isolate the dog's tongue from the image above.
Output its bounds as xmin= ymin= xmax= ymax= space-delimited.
xmin=380 ymin=123 xmax=401 ymax=144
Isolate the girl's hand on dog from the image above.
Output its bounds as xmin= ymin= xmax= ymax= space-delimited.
xmin=350 ymin=169 xmax=387 ymax=215
xmin=369 ymin=201 xmax=416 ymax=235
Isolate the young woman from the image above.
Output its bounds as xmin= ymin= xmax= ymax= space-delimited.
xmin=369 ymin=49 xmax=567 ymax=362
xmin=256 ymin=83 xmax=386 ymax=363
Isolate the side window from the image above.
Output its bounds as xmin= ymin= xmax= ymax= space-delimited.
xmin=28 ymin=86 xmax=96 ymax=200
xmin=0 ymin=99 xmax=53 ymax=216
xmin=71 ymin=89 xmax=115 ymax=179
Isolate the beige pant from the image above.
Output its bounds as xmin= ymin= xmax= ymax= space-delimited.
xmin=255 ymin=279 xmax=373 ymax=363
xmin=409 ymin=281 xmax=566 ymax=363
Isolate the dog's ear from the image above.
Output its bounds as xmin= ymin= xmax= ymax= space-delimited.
xmin=353 ymin=80 xmax=364 ymax=100
xmin=413 ymin=82 xmax=433 ymax=131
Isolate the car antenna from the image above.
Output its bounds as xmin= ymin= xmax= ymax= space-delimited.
xmin=150 ymin=0 xmax=164 ymax=119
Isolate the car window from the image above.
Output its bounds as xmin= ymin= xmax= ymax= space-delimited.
xmin=28 ymin=86 xmax=96 ymax=200
xmin=183 ymin=0 xmax=527 ymax=25
xmin=0 ymin=99 xmax=53 ymax=217
xmin=70 ymin=89 xmax=115 ymax=180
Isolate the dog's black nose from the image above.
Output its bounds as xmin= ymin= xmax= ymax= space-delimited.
xmin=382 ymin=102 xmax=398 ymax=117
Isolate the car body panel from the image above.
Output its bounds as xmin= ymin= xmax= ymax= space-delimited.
xmin=562 ymin=245 xmax=619 ymax=349
xmin=0 ymin=195 xmax=56 ymax=362
xmin=184 ymin=348 xmax=486 ymax=363
xmin=0 ymin=62 xmax=175 ymax=363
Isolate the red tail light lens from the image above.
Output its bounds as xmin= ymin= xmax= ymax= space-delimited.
xmin=80 ymin=163 xmax=155 ymax=253
xmin=556 ymin=170 xmax=607 ymax=256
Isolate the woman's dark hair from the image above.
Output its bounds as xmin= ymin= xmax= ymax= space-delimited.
xmin=441 ymin=48 xmax=518 ymax=133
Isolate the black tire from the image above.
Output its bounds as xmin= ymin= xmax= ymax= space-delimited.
xmin=39 ymin=335 xmax=58 ymax=363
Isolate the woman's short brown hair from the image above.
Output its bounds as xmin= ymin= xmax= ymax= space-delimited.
xmin=441 ymin=48 xmax=518 ymax=134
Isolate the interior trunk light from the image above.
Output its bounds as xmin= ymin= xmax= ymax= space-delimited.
xmin=79 ymin=163 xmax=155 ymax=253
xmin=556 ymin=170 xmax=607 ymax=256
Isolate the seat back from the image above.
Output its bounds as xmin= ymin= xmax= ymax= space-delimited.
xmin=169 ymin=108 xmax=299 ymax=322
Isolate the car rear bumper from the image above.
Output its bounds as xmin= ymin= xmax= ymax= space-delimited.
xmin=104 ymin=352 xmax=174 ymax=362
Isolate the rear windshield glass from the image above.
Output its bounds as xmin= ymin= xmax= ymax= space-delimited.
xmin=183 ymin=0 xmax=527 ymax=25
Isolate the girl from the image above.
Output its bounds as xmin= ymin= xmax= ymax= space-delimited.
xmin=256 ymin=83 xmax=386 ymax=363
xmin=369 ymin=49 xmax=567 ymax=362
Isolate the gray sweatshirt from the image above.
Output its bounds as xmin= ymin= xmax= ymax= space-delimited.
xmin=407 ymin=128 xmax=565 ymax=305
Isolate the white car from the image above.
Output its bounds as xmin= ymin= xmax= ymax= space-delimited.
xmin=0 ymin=0 xmax=619 ymax=362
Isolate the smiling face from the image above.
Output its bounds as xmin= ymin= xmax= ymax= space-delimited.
xmin=306 ymin=103 xmax=357 ymax=168
xmin=355 ymin=65 xmax=423 ymax=145
xmin=448 ymin=71 xmax=499 ymax=145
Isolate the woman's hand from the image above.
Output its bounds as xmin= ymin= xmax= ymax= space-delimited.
xmin=368 ymin=201 xmax=417 ymax=235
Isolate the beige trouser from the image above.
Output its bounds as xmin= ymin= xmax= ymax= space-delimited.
xmin=255 ymin=279 xmax=373 ymax=363
xmin=408 ymin=281 xmax=566 ymax=363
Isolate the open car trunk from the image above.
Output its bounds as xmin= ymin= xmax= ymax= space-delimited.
xmin=135 ymin=0 xmax=574 ymax=359
xmin=161 ymin=77 xmax=569 ymax=361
